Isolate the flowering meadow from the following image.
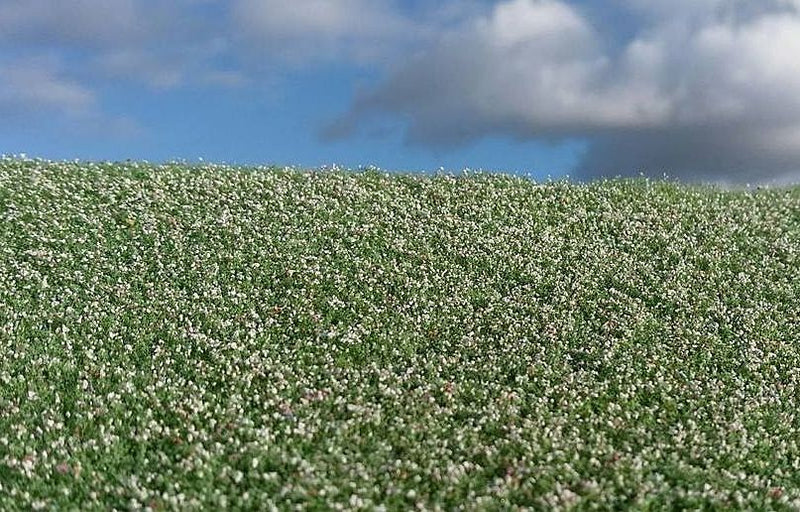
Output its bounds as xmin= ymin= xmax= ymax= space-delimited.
xmin=0 ymin=158 xmax=798 ymax=510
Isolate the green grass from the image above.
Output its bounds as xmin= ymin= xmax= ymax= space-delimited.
xmin=0 ymin=158 xmax=798 ymax=510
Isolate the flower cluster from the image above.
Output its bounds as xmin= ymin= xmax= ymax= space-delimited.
xmin=0 ymin=158 xmax=798 ymax=510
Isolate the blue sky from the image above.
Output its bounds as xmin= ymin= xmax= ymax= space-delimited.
xmin=2 ymin=0 xmax=800 ymax=184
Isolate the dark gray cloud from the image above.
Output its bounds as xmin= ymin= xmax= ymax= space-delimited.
xmin=332 ymin=0 xmax=800 ymax=184
xmin=575 ymin=127 xmax=800 ymax=185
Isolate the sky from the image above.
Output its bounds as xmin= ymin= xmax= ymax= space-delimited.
xmin=2 ymin=0 xmax=800 ymax=185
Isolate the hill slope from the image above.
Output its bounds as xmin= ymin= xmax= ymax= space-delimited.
xmin=1 ymin=159 xmax=799 ymax=510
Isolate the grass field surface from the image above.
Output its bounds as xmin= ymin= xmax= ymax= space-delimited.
xmin=1 ymin=159 xmax=799 ymax=510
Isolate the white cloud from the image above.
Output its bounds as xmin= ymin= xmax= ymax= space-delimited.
xmin=233 ymin=0 xmax=398 ymax=38
xmin=201 ymin=70 xmax=249 ymax=88
xmin=0 ymin=58 xmax=143 ymax=138
xmin=621 ymin=0 xmax=799 ymax=23
xmin=0 ymin=60 xmax=96 ymax=116
xmin=0 ymin=0 xmax=234 ymax=90
xmin=482 ymin=0 xmax=591 ymax=49
xmin=97 ymin=50 xmax=185 ymax=90
xmin=230 ymin=0 xmax=442 ymax=65
xmin=0 ymin=0 xmax=148 ymax=47
xmin=332 ymin=0 xmax=800 ymax=183
xmin=3 ymin=0 xmax=799 ymax=182
xmin=328 ymin=0 xmax=620 ymax=142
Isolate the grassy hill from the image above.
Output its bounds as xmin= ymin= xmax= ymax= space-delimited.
xmin=1 ymin=159 xmax=798 ymax=510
